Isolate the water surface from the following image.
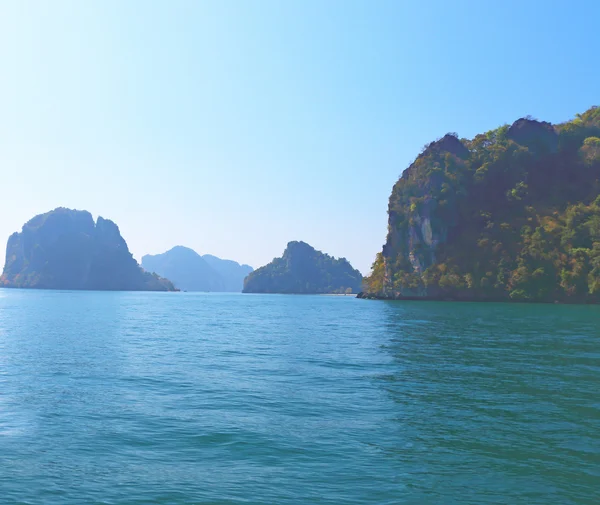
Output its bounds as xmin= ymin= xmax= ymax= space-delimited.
xmin=0 ymin=291 xmax=598 ymax=504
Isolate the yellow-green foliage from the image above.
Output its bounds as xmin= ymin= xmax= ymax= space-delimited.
xmin=364 ymin=253 xmax=385 ymax=293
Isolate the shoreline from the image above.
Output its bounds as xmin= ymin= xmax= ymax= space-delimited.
xmin=356 ymin=292 xmax=599 ymax=305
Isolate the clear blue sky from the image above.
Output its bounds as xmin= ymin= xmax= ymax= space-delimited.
xmin=0 ymin=1 xmax=598 ymax=274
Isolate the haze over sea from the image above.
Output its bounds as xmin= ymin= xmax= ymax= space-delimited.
xmin=1 ymin=290 xmax=598 ymax=504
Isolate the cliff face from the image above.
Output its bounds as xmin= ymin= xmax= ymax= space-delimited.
xmin=363 ymin=107 xmax=600 ymax=303
xmin=243 ymin=241 xmax=362 ymax=294
xmin=1 ymin=208 xmax=176 ymax=291
xmin=141 ymin=246 xmax=253 ymax=292
xmin=379 ymin=134 xmax=469 ymax=297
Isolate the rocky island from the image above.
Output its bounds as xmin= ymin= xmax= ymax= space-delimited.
xmin=142 ymin=246 xmax=253 ymax=292
xmin=1 ymin=208 xmax=176 ymax=291
xmin=243 ymin=241 xmax=362 ymax=294
xmin=361 ymin=106 xmax=600 ymax=303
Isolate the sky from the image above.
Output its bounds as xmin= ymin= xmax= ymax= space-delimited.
xmin=0 ymin=1 xmax=599 ymax=274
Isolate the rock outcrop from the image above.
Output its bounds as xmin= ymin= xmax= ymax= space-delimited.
xmin=505 ymin=117 xmax=558 ymax=154
xmin=1 ymin=208 xmax=176 ymax=291
xmin=243 ymin=241 xmax=362 ymax=294
xmin=362 ymin=107 xmax=600 ymax=303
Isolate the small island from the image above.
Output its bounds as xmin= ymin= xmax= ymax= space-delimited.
xmin=243 ymin=241 xmax=362 ymax=294
xmin=1 ymin=208 xmax=176 ymax=291
xmin=361 ymin=106 xmax=600 ymax=303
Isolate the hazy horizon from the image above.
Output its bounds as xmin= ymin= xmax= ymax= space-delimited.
xmin=1 ymin=1 xmax=599 ymax=275
xmin=142 ymin=243 xmax=253 ymax=269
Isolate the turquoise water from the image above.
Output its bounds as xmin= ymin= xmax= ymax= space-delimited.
xmin=0 ymin=291 xmax=598 ymax=504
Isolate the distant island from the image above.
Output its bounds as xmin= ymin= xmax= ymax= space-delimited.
xmin=142 ymin=246 xmax=253 ymax=292
xmin=361 ymin=106 xmax=600 ymax=303
xmin=0 ymin=208 xmax=176 ymax=291
xmin=243 ymin=241 xmax=362 ymax=294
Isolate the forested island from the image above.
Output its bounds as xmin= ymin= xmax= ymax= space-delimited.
xmin=361 ymin=106 xmax=600 ymax=303
xmin=243 ymin=241 xmax=362 ymax=294
xmin=1 ymin=208 xmax=176 ymax=291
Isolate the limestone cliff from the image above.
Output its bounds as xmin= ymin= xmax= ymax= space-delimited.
xmin=243 ymin=241 xmax=362 ymax=294
xmin=362 ymin=106 xmax=600 ymax=303
xmin=1 ymin=208 xmax=176 ymax=291
xmin=376 ymin=134 xmax=469 ymax=298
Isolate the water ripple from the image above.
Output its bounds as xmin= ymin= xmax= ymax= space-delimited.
xmin=0 ymin=291 xmax=598 ymax=504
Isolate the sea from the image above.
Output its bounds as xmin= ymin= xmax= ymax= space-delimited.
xmin=0 ymin=290 xmax=598 ymax=504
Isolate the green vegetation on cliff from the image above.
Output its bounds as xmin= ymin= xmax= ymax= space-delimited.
xmin=1 ymin=208 xmax=176 ymax=291
xmin=363 ymin=106 xmax=600 ymax=303
xmin=243 ymin=241 xmax=362 ymax=294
